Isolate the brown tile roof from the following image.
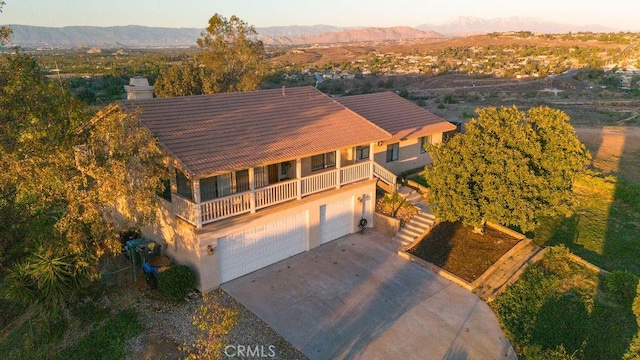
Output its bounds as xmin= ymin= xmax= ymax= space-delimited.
xmin=117 ymin=86 xmax=390 ymax=177
xmin=336 ymin=92 xmax=456 ymax=142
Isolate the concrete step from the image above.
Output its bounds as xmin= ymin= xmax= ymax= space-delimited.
xmin=402 ymin=222 xmax=427 ymax=234
xmin=393 ymin=235 xmax=414 ymax=246
xmin=475 ymin=242 xmax=544 ymax=302
xmin=412 ymin=213 xmax=435 ymax=224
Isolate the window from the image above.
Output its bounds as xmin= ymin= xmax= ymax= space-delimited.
xmin=355 ymin=146 xmax=370 ymax=161
xmin=175 ymin=170 xmax=193 ymax=201
xmin=158 ymin=179 xmax=172 ymax=202
xmin=420 ymin=135 xmax=432 ymax=154
xmin=199 ymin=170 xmax=251 ymax=202
xmin=311 ymin=151 xmax=336 ymax=171
xmin=254 ymin=166 xmax=269 ymax=188
xmin=386 ymin=143 xmax=399 ymax=162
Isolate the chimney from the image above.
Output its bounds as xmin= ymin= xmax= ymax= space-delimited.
xmin=124 ymin=76 xmax=154 ymax=100
xmin=282 ymin=86 xmax=286 ymax=96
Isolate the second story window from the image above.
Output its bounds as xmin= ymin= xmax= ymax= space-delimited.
xmin=175 ymin=169 xmax=193 ymax=201
xmin=158 ymin=179 xmax=172 ymax=202
xmin=355 ymin=146 xmax=370 ymax=161
xmin=386 ymin=143 xmax=399 ymax=162
xmin=420 ymin=135 xmax=432 ymax=154
xmin=311 ymin=151 xmax=336 ymax=171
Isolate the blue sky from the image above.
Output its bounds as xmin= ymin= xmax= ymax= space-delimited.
xmin=1 ymin=0 xmax=639 ymax=30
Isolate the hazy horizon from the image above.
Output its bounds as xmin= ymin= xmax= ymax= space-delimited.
xmin=2 ymin=0 xmax=640 ymax=31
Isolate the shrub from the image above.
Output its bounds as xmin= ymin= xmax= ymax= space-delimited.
xmin=157 ymin=264 xmax=196 ymax=301
xmin=606 ymin=270 xmax=639 ymax=301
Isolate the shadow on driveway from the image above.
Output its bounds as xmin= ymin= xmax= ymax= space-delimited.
xmin=222 ymin=229 xmax=515 ymax=360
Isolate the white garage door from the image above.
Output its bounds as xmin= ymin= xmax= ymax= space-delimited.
xmin=218 ymin=213 xmax=306 ymax=283
xmin=319 ymin=199 xmax=353 ymax=245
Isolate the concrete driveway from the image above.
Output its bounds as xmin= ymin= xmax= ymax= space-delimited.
xmin=222 ymin=229 xmax=516 ymax=360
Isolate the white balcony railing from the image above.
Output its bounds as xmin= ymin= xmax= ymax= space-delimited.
xmin=173 ymin=195 xmax=198 ymax=224
xmin=373 ymin=162 xmax=397 ymax=186
xmin=255 ymin=179 xmax=297 ymax=210
xmin=200 ymin=192 xmax=251 ymax=223
xmin=176 ymin=160 xmax=394 ymax=227
xmin=340 ymin=161 xmax=371 ymax=184
xmin=301 ymin=169 xmax=337 ymax=196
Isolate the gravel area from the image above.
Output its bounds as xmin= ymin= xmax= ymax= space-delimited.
xmin=100 ymin=273 xmax=307 ymax=360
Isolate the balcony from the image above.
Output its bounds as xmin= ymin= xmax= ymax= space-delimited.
xmin=172 ymin=160 xmax=396 ymax=228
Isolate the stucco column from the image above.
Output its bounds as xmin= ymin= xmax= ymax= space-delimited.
xmin=193 ymin=179 xmax=202 ymax=229
xmin=369 ymin=142 xmax=375 ymax=179
xmin=249 ymin=167 xmax=256 ymax=214
xmin=335 ymin=150 xmax=341 ymax=189
xmin=296 ymin=158 xmax=302 ymax=200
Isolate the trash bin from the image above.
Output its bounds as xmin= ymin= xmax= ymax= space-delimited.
xmin=125 ymin=238 xmax=148 ymax=265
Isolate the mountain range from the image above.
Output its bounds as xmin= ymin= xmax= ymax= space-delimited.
xmin=3 ymin=17 xmax=622 ymax=49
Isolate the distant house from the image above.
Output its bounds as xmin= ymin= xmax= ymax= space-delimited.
xmin=98 ymin=86 xmax=453 ymax=291
xmin=337 ymin=92 xmax=456 ymax=175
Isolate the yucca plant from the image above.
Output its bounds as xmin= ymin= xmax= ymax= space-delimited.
xmin=2 ymin=247 xmax=93 ymax=317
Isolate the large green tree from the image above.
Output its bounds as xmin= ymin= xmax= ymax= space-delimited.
xmin=0 ymin=1 xmax=11 ymax=45
xmin=155 ymin=13 xmax=266 ymax=97
xmin=425 ymin=106 xmax=590 ymax=233
xmin=0 ymin=53 xmax=168 ymax=314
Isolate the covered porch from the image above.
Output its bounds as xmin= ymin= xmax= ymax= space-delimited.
xmin=170 ymin=145 xmax=396 ymax=228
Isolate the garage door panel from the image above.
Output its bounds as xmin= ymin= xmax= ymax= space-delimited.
xmin=320 ymin=199 xmax=353 ymax=245
xmin=219 ymin=213 xmax=306 ymax=283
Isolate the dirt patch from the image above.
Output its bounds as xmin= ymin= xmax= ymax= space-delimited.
xmin=408 ymin=221 xmax=520 ymax=282
xmin=575 ymin=126 xmax=640 ymax=182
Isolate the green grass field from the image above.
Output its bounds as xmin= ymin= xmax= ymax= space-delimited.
xmin=493 ymin=247 xmax=639 ymax=359
xmin=532 ymin=173 xmax=640 ymax=275
xmin=495 ymin=172 xmax=640 ymax=359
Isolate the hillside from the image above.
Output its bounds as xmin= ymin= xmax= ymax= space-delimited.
xmin=259 ymin=26 xmax=444 ymax=45
xmin=2 ymin=16 xmax=623 ymax=49
xmin=416 ymin=16 xmax=619 ymax=35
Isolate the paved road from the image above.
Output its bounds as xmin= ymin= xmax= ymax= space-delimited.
xmin=223 ymin=229 xmax=516 ymax=360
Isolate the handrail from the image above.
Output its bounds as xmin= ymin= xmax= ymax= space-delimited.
xmin=373 ymin=162 xmax=397 ymax=186
xmin=255 ymin=179 xmax=298 ymax=209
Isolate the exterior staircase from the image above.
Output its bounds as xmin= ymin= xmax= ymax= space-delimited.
xmin=473 ymin=238 xmax=545 ymax=302
xmin=392 ymin=186 xmax=436 ymax=246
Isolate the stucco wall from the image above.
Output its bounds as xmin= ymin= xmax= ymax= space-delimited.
xmin=373 ymin=133 xmax=443 ymax=175
xmin=140 ymin=200 xmax=202 ymax=288
xmin=194 ymin=179 xmax=376 ymax=292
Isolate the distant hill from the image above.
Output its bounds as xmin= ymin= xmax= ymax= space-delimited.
xmin=3 ymin=18 xmax=622 ymax=49
xmin=7 ymin=25 xmax=203 ymax=48
xmin=258 ymin=26 xmax=444 ymax=45
xmin=416 ymin=16 xmax=619 ymax=35
xmin=6 ymin=24 xmax=442 ymax=48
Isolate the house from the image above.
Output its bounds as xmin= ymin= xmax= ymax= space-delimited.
xmin=336 ymin=92 xmax=456 ymax=175
xmin=106 ymin=86 xmax=453 ymax=292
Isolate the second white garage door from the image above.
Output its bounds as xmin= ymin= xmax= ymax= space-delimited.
xmin=218 ymin=213 xmax=307 ymax=283
xmin=319 ymin=198 xmax=354 ymax=245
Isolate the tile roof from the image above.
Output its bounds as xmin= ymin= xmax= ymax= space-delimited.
xmin=117 ymin=86 xmax=391 ymax=177
xmin=336 ymin=92 xmax=457 ymax=142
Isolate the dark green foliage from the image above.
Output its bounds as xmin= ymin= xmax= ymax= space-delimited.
xmin=493 ymin=247 xmax=639 ymax=359
xmin=425 ymin=106 xmax=590 ymax=232
xmin=52 ymin=308 xmax=143 ymax=360
xmin=156 ymin=14 xmax=265 ymax=97
xmin=443 ymin=94 xmax=458 ymax=104
xmin=606 ymin=270 xmax=639 ymax=302
xmin=158 ymin=264 xmax=196 ymax=301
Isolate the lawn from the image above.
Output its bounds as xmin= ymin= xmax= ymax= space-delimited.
xmin=408 ymin=221 xmax=520 ymax=282
xmin=492 ymin=247 xmax=639 ymax=359
xmin=532 ymin=173 xmax=640 ymax=275
xmin=494 ymin=171 xmax=640 ymax=359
